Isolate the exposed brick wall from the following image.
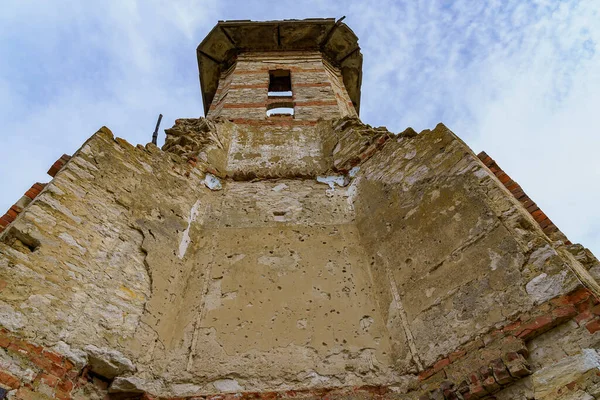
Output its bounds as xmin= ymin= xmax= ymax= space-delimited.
xmin=477 ymin=151 xmax=571 ymax=244
xmin=0 ymin=154 xmax=71 ymax=235
xmin=416 ymin=286 xmax=599 ymax=399
xmin=207 ymin=52 xmax=357 ymax=121
xmin=0 ymin=329 xmax=79 ymax=399
xmin=0 ymin=183 xmax=45 ymax=234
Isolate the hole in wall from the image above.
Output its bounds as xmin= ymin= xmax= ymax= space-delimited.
xmin=1 ymin=226 xmax=40 ymax=253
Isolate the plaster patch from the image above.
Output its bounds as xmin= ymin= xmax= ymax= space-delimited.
xmin=525 ymin=270 xmax=567 ymax=304
xmin=348 ymin=166 xmax=360 ymax=178
xmin=178 ymin=200 xmax=201 ymax=259
xmin=204 ymin=173 xmax=223 ymax=190
xmin=317 ymin=175 xmax=349 ymax=190
xmin=212 ymin=379 xmax=244 ymax=392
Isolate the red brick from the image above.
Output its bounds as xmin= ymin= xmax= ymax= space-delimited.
xmin=543 ymin=225 xmax=558 ymax=234
xmin=42 ymin=350 xmax=64 ymax=366
xmin=482 ymin=375 xmax=500 ymax=392
xmin=23 ymin=341 xmax=44 ymax=356
xmin=49 ymin=363 xmax=67 ymax=377
xmin=57 ymin=378 xmax=74 ymax=393
xmin=590 ymin=304 xmax=600 ymax=316
xmin=39 ymin=373 xmax=59 ymax=388
xmin=502 ymin=320 xmax=522 ymax=334
xmin=479 ymin=157 xmax=494 ymax=167
xmin=294 ymin=82 xmax=332 ymax=88
xmin=552 ymin=305 xmax=577 ymax=319
xmin=521 ymin=198 xmax=535 ymax=208
xmin=64 ymin=359 xmax=75 ymax=371
xmin=434 ymin=357 xmax=451 ymax=372
xmin=449 ymin=349 xmax=466 ymax=362
xmin=531 ymin=209 xmax=545 ymax=219
xmin=575 ymin=311 xmax=593 ymax=325
xmin=7 ymin=208 xmax=19 ymax=219
xmin=517 ymin=315 xmax=554 ymax=339
xmin=222 ymin=102 xmax=268 ymax=108
xmin=538 ymin=218 xmax=552 ymax=229
xmin=526 ymin=204 xmax=539 ymax=213
xmin=0 ymin=370 xmax=21 ymax=389
xmin=2 ymin=213 xmax=14 ymax=223
xmin=54 ymin=389 xmax=73 ymax=400
xmin=0 ymin=217 xmax=10 ymax=227
xmin=24 ymin=189 xmax=39 ymax=200
xmin=29 ymin=354 xmax=54 ymax=371
xmin=505 ymin=182 xmax=519 ymax=192
xmin=31 ymin=183 xmax=45 ymax=191
xmin=468 ymin=384 xmax=487 ymax=398
xmin=496 ymin=172 xmax=510 ymax=184
xmin=553 ymin=288 xmax=589 ymax=306
xmin=419 ymin=367 xmax=436 ymax=381
xmin=490 ymin=358 xmax=512 ymax=385
xmin=512 ymin=189 xmax=526 ymax=200
xmin=0 ymin=333 xmax=9 ymax=350
xmin=585 ymin=320 xmax=600 ymax=334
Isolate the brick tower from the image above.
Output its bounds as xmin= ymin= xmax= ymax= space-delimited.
xmin=1 ymin=18 xmax=599 ymax=400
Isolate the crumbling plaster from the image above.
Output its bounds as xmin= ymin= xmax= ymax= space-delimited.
xmin=1 ymin=116 xmax=598 ymax=398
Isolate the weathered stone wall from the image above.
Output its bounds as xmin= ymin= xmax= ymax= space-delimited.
xmin=0 ymin=119 xmax=599 ymax=399
xmin=351 ymin=123 xmax=600 ymax=399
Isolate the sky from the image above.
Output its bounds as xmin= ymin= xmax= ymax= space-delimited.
xmin=0 ymin=0 xmax=599 ymax=255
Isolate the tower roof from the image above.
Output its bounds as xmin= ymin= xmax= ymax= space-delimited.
xmin=197 ymin=18 xmax=363 ymax=115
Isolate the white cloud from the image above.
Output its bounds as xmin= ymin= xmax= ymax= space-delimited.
xmin=0 ymin=0 xmax=598 ymax=255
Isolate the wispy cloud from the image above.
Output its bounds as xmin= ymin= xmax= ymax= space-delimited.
xmin=1 ymin=0 xmax=598 ymax=254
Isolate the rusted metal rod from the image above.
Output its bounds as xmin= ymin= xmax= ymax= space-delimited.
xmin=152 ymin=114 xmax=163 ymax=145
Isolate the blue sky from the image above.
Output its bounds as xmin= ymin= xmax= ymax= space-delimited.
xmin=1 ymin=0 xmax=599 ymax=255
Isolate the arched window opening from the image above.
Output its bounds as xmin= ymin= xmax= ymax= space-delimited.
xmin=267 ymin=101 xmax=294 ymax=117
xmin=267 ymin=107 xmax=295 ymax=117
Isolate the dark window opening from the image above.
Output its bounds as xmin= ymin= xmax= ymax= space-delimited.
xmin=268 ymin=70 xmax=292 ymax=97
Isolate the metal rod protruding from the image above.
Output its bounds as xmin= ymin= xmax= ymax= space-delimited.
xmin=152 ymin=113 xmax=163 ymax=145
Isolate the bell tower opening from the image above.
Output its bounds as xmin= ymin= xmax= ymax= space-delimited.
xmin=267 ymin=70 xmax=294 ymax=117
xmin=268 ymin=69 xmax=292 ymax=96
xmin=267 ymin=69 xmax=294 ymax=117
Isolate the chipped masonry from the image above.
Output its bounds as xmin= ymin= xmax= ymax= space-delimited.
xmin=1 ymin=17 xmax=599 ymax=400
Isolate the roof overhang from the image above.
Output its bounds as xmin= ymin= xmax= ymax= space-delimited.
xmin=197 ymin=18 xmax=363 ymax=116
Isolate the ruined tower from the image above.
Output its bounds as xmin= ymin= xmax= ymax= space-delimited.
xmin=1 ymin=18 xmax=599 ymax=400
